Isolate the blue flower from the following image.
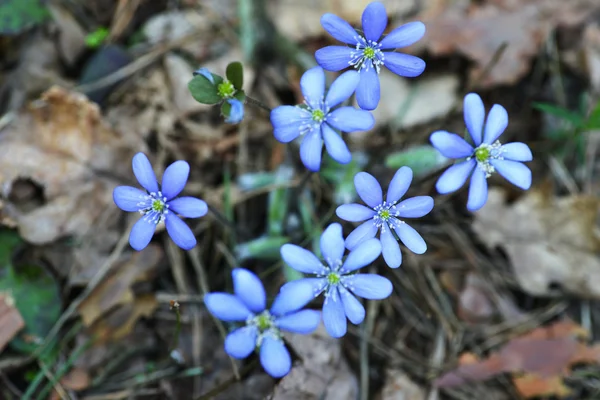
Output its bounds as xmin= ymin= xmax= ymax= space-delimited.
xmin=270 ymin=66 xmax=374 ymax=172
xmin=225 ymin=99 xmax=244 ymax=124
xmin=193 ymin=67 xmax=214 ymax=83
xmin=336 ymin=168 xmax=433 ymax=269
xmin=430 ymin=93 xmax=533 ymax=211
xmin=204 ymin=268 xmax=320 ymax=378
xmin=280 ymin=223 xmax=391 ymax=338
xmin=113 ymin=152 xmax=207 ymax=251
xmin=315 ymin=2 xmax=426 ymax=110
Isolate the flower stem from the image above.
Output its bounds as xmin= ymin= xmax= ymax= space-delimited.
xmin=245 ymin=95 xmax=272 ymax=112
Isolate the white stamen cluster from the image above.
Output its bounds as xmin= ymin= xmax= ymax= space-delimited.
xmin=349 ymin=36 xmax=385 ymax=74
xmin=372 ymin=201 xmax=405 ymax=232
xmin=468 ymin=140 xmax=504 ymax=178
xmin=310 ymin=258 xmax=356 ymax=304
xmin=247 ymin=310 xmax=280 ymax=346
xmin=137 ymin=191 xmax=169 ymax=224
xmin=295 ymin=97 xmax=331 ymax=136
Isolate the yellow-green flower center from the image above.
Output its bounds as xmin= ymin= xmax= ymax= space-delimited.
xmin=379 ymin=209 xmax=390 ymax=220
xmin=217 ymin=80 xmax=235 ymax=99
xmin=312 ymin=109 xmax=325 ymax=122
xmin=363 ymin=47 xmax=376 ymax=59
xmin=475 ymin=147 xmax=490 ymax=162
xmin=152 ymin=199 xmax=165 ymax=213
xmin=327 ymin=272 xmax=340 ymax=285
xmin=256 ymin=313 xmax=272 ymax=331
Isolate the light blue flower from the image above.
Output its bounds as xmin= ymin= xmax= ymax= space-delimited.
xmin=193 ymin=67 xmax=214 ymax=84
xmin=430 ymin=93 xmax=533 ymax=211
xmin=336 ymin=167 xmax=433 ymax=269
xmin=270 ymin=66 xmax=374 ymax=172
xmin=315 ymin=1 xmax=426 ymax=110
xmin=280 ymin=223 xmax=391 ymax=338
xmin=225 ymin=99 xmax=244 ymax=124
xmin=113 ymin=152 xmax=207 ymax=251
xmin=204 ymin=268 xmax=320 ymax=378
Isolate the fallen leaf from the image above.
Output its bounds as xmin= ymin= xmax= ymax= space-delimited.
xmin=435 ymin=320 xmax=600 ymax=398
xmin=0 ymin=291 xmax=24 ymax=353
xmin=472 ymin=187 xmax=600 ymax=298
xmin=380 ymin=369 xmax=426 ymax=400
xmin=49 ymin=366 xmax=91 ymax=399
xmin=143 ymin=10 xmax=210 ymax=58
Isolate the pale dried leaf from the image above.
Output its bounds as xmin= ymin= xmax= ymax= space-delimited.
xmin=0 ymin=292 xmax=24 ymax=352
xmin=380 ymin=369 xmax=426 ymax=400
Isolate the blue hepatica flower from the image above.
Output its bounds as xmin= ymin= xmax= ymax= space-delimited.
xmin=225 ymin=98 xmax=244 ymax=124
xmin=315 ymin=1 xmax=426 ymax=110
xmin=336 ymin=167 xmax=433 ymax=269
xmin=204 ymin=268 xmax=320 ymax=378
xmin=430 ymin=93 xmax=533 ymax=211
xmin=280 ymin=223 xmax=392 ymax=338
xmin=270 ymin=66 xmax=374 ymax=172
xmin=113 ymin=152 xmax=207 ymax=251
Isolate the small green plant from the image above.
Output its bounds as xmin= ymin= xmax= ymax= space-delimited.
xmin=85 ymin=27 xmax=110 ymax=48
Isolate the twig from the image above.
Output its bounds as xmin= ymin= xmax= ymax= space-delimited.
xmin=360 ymin=297 xmax=380 ymax=400
xmin=194 ymin=360 xmax=258 ymax=400
xmin=245 ymin=95 xmax=272 ymax=112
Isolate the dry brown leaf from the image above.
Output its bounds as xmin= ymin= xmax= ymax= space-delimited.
xmin=271 ymin=324 xmax=358 ymax=400
xmin=419 ymin=0 xmax=600 ymax=87
xmin=49 ymin=366 xmax=91 ymax=400
xmin=0 ymin=292 xmax=25 ymax=352
xmin=472 ymin=187 xmax=600 ymax=298
xmin=77 ymin=245 xmax=162 ymax=342
xmin=435 ymin=320 xmax=600 ymax=398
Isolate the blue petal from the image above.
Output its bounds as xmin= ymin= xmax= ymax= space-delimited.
xmin=320 ymin=223 xmax=345 ymax=266
xmin=361 ymin=1 xmax=387 ymax=42
xmin=483 ymin=104 xmax=508 ymax=144
xmin=397 ymin=196 xmax=434 ymax=218
xmin=300 ymin=67 xmax=326 ymax=109
xmin=323 ymin=288 xmax=347 ymax=338
xmin=321 ymin=13 xmax=359 ymax=45
xmin=341 ymin=238 xmax=381 ymax=273
xmin=270 ymin=279 xmax=315 ymax=316
xmin=464 ymin=93 xmax=485 ymax=146
xmin=328 ymin=107 xmax=375 ymax=132
xmin=386 ymin=166 xmax=413 ymax=204
xmin=500 ymin=142 xmax=532 ymax=162
xmin=129 ymin=218 xmax=156 ymax=251
xmin=204 ymin=293 xmax=252 ymax=321
xmin=315 ymin=46 xmax=354 ymax=72
xmin=336 ymin=203 xmax=375 ymax=222
xmin=271 ymin=106 xmax=309 ymax=143
xmin=383 ymin=52 xmax=425 ymax=78
xmin=435 ymin=159 xmax=475 ymax=194
xmin=379 ymin=21 xmax=426 ymax=49
xmin=354 ymin=172 xmax=382 ymax=208
xmin=280 ymin=277 xmax=327 ymax=297
xmin=113 ymin=186 xmax=147 ymax=212
xmin=340 ymin=289 xmax=365 ymax=324
xmin=345 ymin=220 xmax=378 ymax=250
xmin=394 ymin=223 xmax=426 ymax=254
xmin=225 ymin=99 xmax=244 ymax=124
xmin=345 ymin=274 xmax=392 ymax=300
xmin=280 ymin=244 xmax=326 ymax=274
xmin=165 ymin=213 xmax=196 ymax=250
xmin=132 ymin=153 xmax=159 ymax=193
xmin=224 ymin=326 xmax=257 ymax=359
xmin=466 ymin=167 xmax=488 ymax=212
xmin=322 ymin=124 xmax=351 ymax=164
xmin=276 ymin=310 xmax=321 ymax=334
xmin=300 ymin=130 xmax=323 ymax=172
xmin=380 ymin=227 xmax=401 ymax=269
xmin=260 ymin=336 xmax=291 ymax=378
xmin=167 ymin=197 xmax=208 ymax=218
xmin=430 ymin=131 xmax=474 ymax=158
xmin=192 ymin=67 xmax=214 ymax=84
xmin=325 ymin=70 xmax=360 ymax=108
xmin=162 ymin=160 xmax=190 ymax=200
xmin=232 ymin=268 xmax=266 ymax=313
xmin=491 ymin=160 xmax=532 ymax=190
xmin=355 ymin=67 xmax=380 ymax=110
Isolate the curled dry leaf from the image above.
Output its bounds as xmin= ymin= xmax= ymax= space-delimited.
xmin=472 ymin=187 xmax=600 ymax=299
xmin=270 ymin=324 xmax=358 ymax=400
xmin=435 ymin=320 xmax=600 ymax=398
xmin=0 ymin=291 xmax=24 ymax=353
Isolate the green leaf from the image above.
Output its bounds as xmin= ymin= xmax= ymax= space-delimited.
xmin=0 ymin=0 xmax=50 ymax=35
xmin=235 ymin=236 xmax=289 ymax=261
xmin=533 ymin=102 xmax=585 ymax=128
xmin=0 ymin=230 xmax=60 ymax=354
xmin=585 ymin=101 xmax=600 ymax=130
xmin=221 ymin=101 xmax=231 ymax=120
xmin=267 ymin=166 xmax=294 ymax=236
xmin=233 ymin=90 xmax=246 ymax=102
xmin=85 ymin=27 xmax=110 ymax=48
xmin=282 ymin=264 xmax=304 ymax=282
xmin=226 ymin=62 xmax=244 ymax=90
xmin=385 ymin=145 xmax=448 ymax=176
xmin=188 ymin=75 xmax=221 ymax=105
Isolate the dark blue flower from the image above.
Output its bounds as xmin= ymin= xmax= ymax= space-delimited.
xmin=315 ymin=1 xmax=426 ymax=110
xmin=204 ymin=268 xmax=320 ymax=378
xmin=430 ymin=93 xmax=533 ymax=211
xmin=280 ymin=223 xmax=391 ymax=338
xmin=270 ymin=66 xmax=374 ymax=172
xmin=336 ymin=168 xmax=433 ymax=269
xmin=225 ymin=99 xmax=244 ymax=124
xmin=113 ymin=153 xmax=207 ymax=251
